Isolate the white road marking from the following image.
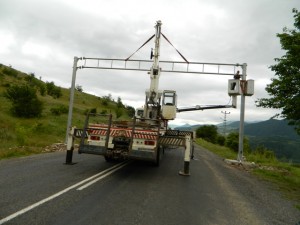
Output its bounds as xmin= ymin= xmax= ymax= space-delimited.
xmin=0 ymin=161 xmax=129 ymax=224
xmin=77 ymin=162 xmax=129 ymax=190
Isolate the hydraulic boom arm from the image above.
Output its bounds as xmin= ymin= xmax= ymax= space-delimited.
xmin=177 ymin=104 xmax=233 ymax=113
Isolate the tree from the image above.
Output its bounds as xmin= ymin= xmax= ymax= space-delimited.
xmin=46 ymin=81 xmax=62 ymax=99
xmin=256 ymin=9 xmax=300 ymax=134
xmin=39 ymin=84 xmax=46 ymax=96
xmin=4 ymin=85 xmax=43 ymax=118
xmin=76 ymin=85 xmax=83 ymax=92
xmin=115 ymin=108 xmax=123 ymax=118
xmin=196 ymin=125 xmax=218 ymax=143
xmin=225 ymin=132 xmax=250 ymax=153
xmin=216 ymin=135 xmax=226 ymax=146
xmin=101 ymin=94 xmax=113 ymax=106
xmin=126 ymin=105 xmax=135 ymax=117
xmin=117 ymin=97 xmax=124 ymax=108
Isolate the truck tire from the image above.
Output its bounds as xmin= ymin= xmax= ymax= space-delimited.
xmin=104 ymin=155 xmax=113 ymax=162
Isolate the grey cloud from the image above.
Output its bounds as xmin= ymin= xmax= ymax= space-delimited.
xmin=0 ymin=0 xmax=296 ymax=125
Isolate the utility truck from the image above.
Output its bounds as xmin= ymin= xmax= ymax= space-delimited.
xmin=65 ymin=21 xmax=253 ymax=175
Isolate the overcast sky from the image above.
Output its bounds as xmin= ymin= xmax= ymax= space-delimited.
xmin=1 ymin=0 xmax=299 ymax=126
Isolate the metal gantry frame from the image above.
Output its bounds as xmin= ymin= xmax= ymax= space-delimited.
xmin=66 ymin=57 xmax=248 ymax=162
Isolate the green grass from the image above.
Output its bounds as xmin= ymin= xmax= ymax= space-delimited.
xmin=195 ymin=138 xmax=237 ymax=159
xmin=0 ymin=64 xmax=132 ymax=159
xmin=195 ymin=138 xmax=300 ymax=206
xmin=252 ymin=163 xmax=300 ymax=203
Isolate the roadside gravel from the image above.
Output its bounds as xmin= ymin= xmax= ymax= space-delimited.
xmin=196 ymin=144 xmax=300 ymax=225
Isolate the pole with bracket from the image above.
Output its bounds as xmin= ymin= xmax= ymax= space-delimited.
xmin=237 ymin=63 xmax=247 ymax=162
xmin=65 ymin=56 xmax=79 ymax=164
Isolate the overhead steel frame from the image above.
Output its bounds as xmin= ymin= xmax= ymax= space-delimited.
xmin=65 ymin=57 xmax=247 ymax=163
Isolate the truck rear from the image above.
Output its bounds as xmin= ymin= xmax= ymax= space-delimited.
xmin=75 ymin=113 xmax=164 ymax=165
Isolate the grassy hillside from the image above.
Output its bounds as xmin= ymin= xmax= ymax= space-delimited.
xmin=0 ymin=64 xmax=132 ymax=159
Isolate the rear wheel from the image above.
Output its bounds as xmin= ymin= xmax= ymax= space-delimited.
xmin=104 ymin=155 xmax=113 ymax=162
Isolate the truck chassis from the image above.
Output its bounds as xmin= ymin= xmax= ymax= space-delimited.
xmin=66 ymin=113 xmax=194 ymax=175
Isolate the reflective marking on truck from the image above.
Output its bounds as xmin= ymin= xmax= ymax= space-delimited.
xmin=89 ymin=129 xmax=158 ymax=140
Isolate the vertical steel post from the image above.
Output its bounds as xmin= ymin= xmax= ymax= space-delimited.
xmin=65 ymin=56 xmax=79 ymax=142
xmin=237 ymin=63 xmax=247 ymax=162
xmin=65 ymin=56 xmax=79 ymax=164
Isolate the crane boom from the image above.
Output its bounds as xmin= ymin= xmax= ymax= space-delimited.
xmin=143 ymin=21 xmax=163 ymax=119
xmin=177 ymin=105 xmax=232 ymax=113
xmin=148 ymin=20 xmax=162 ymax=104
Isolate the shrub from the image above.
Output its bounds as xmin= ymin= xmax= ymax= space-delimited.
xmin=225 ymin=132 xmax=250 ymax=153
xmin=126 ymin=106 xmax=135 ymax=117
xmin=196 ymin=125 xmax=218 ymax=143
xmin=90 ymin=108 xmax=97 ymax=114
xmin=46 ymin=81 xmax=62 ymax=98
xmin=76 ymin=85 xmax=83 ymax=92
xmin=50 ymin=105 xmax=68 ymax=115
xmin=116 ymin=108 xmax=123 ymax=118
xmin=102 ymin=94 xmax=113 ymax=106
xmin=117 ymin=97 xmax=124 ymax=108
xmin=253 ymin=145 xmax=276 ymax=159
xmin=0 ymin=127 xmax=14 ymax=140
xmin=4 ymin=85 xmax=43 ymax=118
xmin=3 ymin=67 xmax=18 ymax=77
xmin=102 ymin=98 xmax=109 ymax=106
xmin=216 ymin=135 xmax=226 ymax=146
xmin=2 ymin=83 xmax=10 ymax=88
xmin=83 ymin=108 xmax=98 ymax=115
xmin=225 ymin=132 xmax=239 ymax=152
xmin=100 ymin=109 xmax=108 ymax=115
xmin=39 ymin=84 xmax=46 ymax=96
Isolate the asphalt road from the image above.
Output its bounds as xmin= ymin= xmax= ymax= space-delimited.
xmin=0 ymin=145 xmax=299 ymax=225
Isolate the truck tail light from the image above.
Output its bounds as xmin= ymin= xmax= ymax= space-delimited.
xmin=144 ymin=140 xmax=155 ymax=146
xmin=90 ymin=136 xmax=100 ymax=141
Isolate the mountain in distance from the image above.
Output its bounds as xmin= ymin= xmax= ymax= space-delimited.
xmin=173 ymin=123 xmax=203 ymax=131
xmin=243 ymin=119 xmax=300 ymax=163
xmin=174 ymin=119 xmax=300 ymax=163
xmin=244 ymin=119 xmax=300 ymax=140
xmin=173 ymin=121 xmax=257 ymax=132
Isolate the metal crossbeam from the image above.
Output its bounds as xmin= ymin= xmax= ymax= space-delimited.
xmin=66 ymin=56 xmax=248 ymax=163
xmin=77 ymin=57 xmax=242 ymax=76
